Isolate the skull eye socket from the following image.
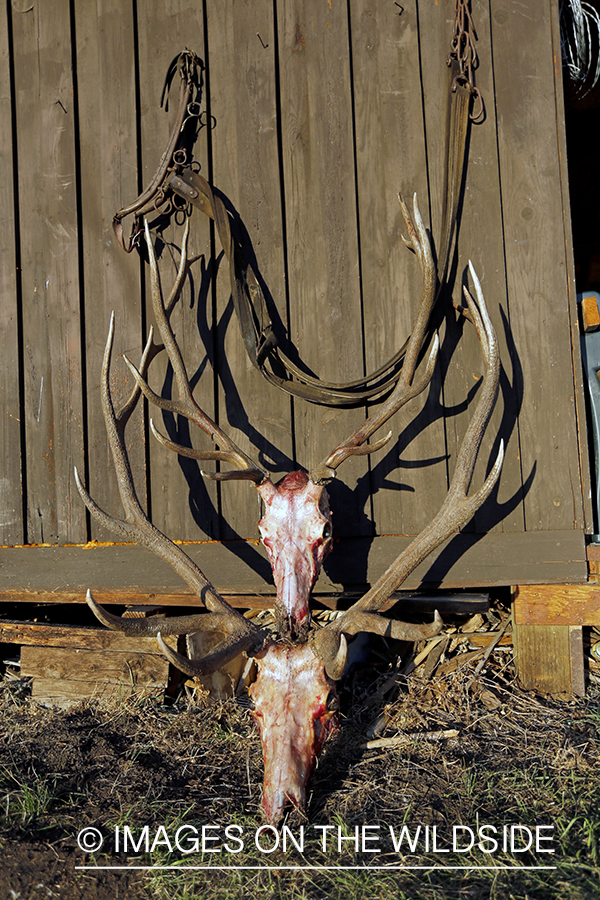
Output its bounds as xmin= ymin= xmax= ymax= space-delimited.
xmin=322 ymin=522 xmax=332 ymax=541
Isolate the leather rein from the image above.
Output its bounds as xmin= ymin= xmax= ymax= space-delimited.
xmin=113 ymin=16 xmax=481 ymax=407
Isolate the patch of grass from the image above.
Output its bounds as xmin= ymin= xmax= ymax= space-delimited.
xmin=1 ymin=645 xmax=600 ymax=898
xmin=1 ymin=765 xmax=60 ymax=830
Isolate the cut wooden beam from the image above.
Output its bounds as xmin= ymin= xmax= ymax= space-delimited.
xmin=0 ymin=620 xmax=176 ymax=651
xmin=0 ymin=530 xmax=588 ymax=598
xmin=580 ymin=294 xmax=600 ymax=333
xmin=513 ymin=622 xmax=585 ymax=697
xmin=514 ymin=584 xmax=600 ymax=626
xmin=20 ymin=645 xmax=169 ymax=686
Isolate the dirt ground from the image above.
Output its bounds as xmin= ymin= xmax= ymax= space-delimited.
xmin=1 ymin=619 xmax=599 ymax=900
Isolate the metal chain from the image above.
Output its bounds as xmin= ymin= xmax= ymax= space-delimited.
xmin=448 ymin=0 xmax=484 ymax=123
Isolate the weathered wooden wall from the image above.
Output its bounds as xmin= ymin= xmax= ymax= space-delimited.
xmin=0 ymin=0 xmax=591 ymax=599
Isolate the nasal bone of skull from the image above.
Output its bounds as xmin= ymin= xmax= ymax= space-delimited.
xmin=275 ymin=553 xmax=313 ymax=624
xmin=262 ymin=762 xmax=307 ymax=824
xmin=259 ymin=704 xmax=314 ymax=822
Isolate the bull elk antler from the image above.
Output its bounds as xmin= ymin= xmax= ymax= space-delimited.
xmin=312 ymin=262 xmax=503 ymax=678
xmin=74 ymin=313 xmax=270 ymax=675
xmin=116 ymin=196 xmax=442 ymax=636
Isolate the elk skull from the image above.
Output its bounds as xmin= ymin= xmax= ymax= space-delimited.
xmin=249 ymin=641 xmax=339 ymax=823
xmin=257 ymin=472 xmax=332 ymax=638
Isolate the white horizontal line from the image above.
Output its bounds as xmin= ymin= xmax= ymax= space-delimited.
xmin=76 ymin=865 xmax=558 ymax=872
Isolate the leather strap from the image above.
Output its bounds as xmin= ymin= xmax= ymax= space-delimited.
xmin=113 ymin=38 xmax=478 ymax=407
xmin=437 ymin=59 xmax=472 ymax=286
xmin=168 ymin=168 xmax=410 ymax=405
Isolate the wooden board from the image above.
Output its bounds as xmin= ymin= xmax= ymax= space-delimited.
xmin=135 ymin=3 xmax=220 ymax=544
xmin=513 ymin=622 xmax=585 ymax=697
xmin=0 ymin=620 xmax=177 ymax=651
xmin=490 ymin=0 xmax=586 ymax=533
xmin=350 ymin=0 xmax=447 ymax=537
xmin=11 ymin=0 xmax=86 ymax=544
xmin=0 ymin=1 xmax=591 ymax=605
xmin=0 ymin=528 xmax=587 ymax=597
xmin=514 ymin=584 xmax=600 ymax=626
xmin=21 ymin=644 xmax=169 ymax=686
xmin=73 ymin=0 xmax=146 ymax=541
xmin=274 ymin=0 xmax=370 ymax=536
xmin=206 ymin=0 xmax=294 ymax=540
xmin=0 ymin=2 xmax=22 ymax=546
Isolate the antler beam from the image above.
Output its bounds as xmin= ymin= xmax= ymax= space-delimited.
xmin=125 ymin=219 xmax=268 ymax=484
xmin=74 ymin=311 xmax=269 ymax=673
xmin=310 ymin=194 xmax=439 ymax=483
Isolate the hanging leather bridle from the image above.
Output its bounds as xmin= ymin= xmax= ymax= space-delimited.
xmin=113 ymin=4 xmax=482 ymax=407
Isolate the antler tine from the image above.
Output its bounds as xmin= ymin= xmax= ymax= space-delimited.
xmin=124 ymin=218 xmax=268 ymax=485
xmin=313 ymin=265 xmax=503 ymax=678
xmin=75 ymin=315 xmax=268 ymax=668
xmin=310 ymin=193 xmax=439 ymax=484
xmin=85 ymin=591 xmax=255 ymax=678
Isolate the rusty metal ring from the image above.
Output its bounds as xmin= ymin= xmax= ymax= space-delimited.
xmin=470 ymin=87 xmax=485 ymax=124
xmin=199 ymin=110 xmax=217 ymax=130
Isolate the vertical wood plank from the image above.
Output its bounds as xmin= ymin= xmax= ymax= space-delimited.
xmin=549 ymin=0 xmax=592 ymax=532
xmin=513 ymin=621 xmax=585 ymax=697
xmin=276 ymin=0 xmax=370 ymax=539
xmin=12 ymin=0 xmax=86 ymax=544
xmin=462 ymin=1 xmax=524 ymax=535
xmin=135 ymin=2 xmax=218 ymax=542
xmin=349 ymin=0 xmax=447 ymax=537
xmin=73 ymin=0 xmax=145 ymax=541
xmin=206 ymin=0 xmax=293 ymax=541
xmin=0 ymin=4 xmax=22 ymax=545
xmin=491 ymin=0 xmax=585 ymax=532
xmin=415 ymin=0 xmax=523 ymax=542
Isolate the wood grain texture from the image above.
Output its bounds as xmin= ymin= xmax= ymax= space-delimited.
xmin=21 ymin=644 xmax=169 ymax=685
xmin=206 ymin=0 xmax=293 ymax=541
xmin=73 ymin=0 xmax=145 ymax=541
xmin=0 ymin=3 xmax=22 ymax=545
xmin=514 ymin=583 xmax=600 ymax=626
xmin=275 ymin=0 xmax=370 ymax=536
xmin=513 ymin=622 xmax=585 ymax=697
xmin=0 ymin=620 xmax=177 ymax=651
xmin=490 ymin=0 xmax=585 ymax=533
xmin=0 ymin=2 xmax=590 ymax=611
xmin=549 ymin=0 xmax=593 ymax=531
xmin=416 ymin=1 xmax=521 ymax=539
xmin=135 ymin=2 xmax=219 ymax=543
xmin=348 ymin=0 xmax=447 ymax=537
xmin=0 ymin=528 xmax=587 ymax=595
xmin=12 ymin=0 xmax=86 ymax=543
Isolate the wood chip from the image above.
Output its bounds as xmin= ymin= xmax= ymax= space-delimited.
xmin=460 ymin=613 xmax=485 ymax=633
xmin=422 ymin=636 xmax=449 ymax=679
xmin=361 ymin=729 xmax=459 ymax=750
xmin=437 ymin=648 xmax=484 ymax=675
